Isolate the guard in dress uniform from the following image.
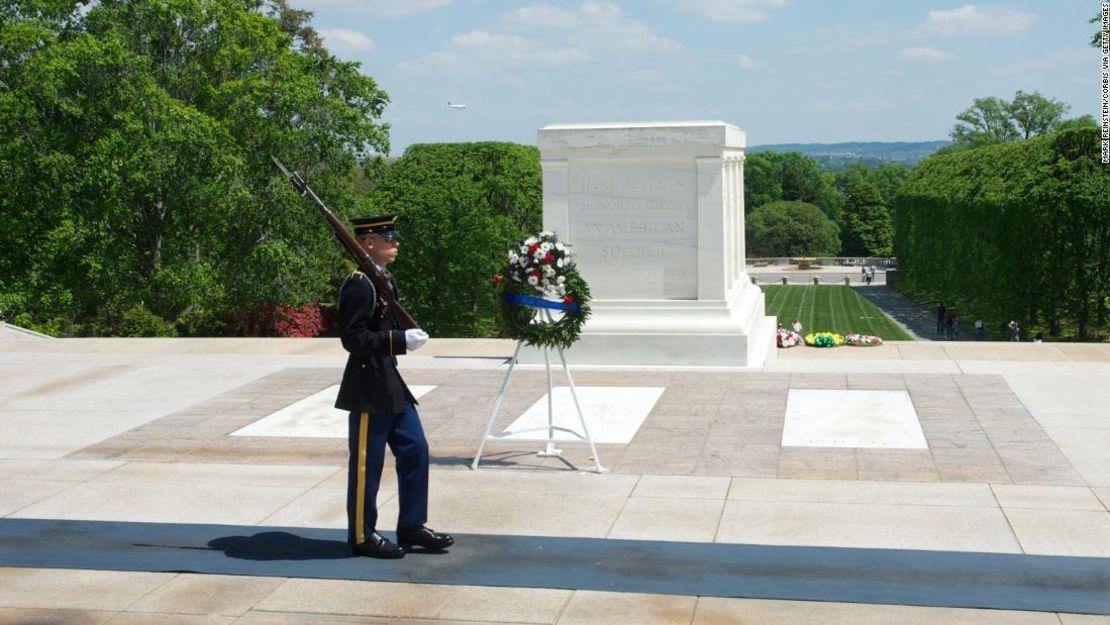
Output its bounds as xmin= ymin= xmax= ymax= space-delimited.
xmin=335 ymin=214 xmax=454 ymax=559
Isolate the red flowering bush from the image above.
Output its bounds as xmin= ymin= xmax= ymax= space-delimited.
xmin=234 ymin=302 xmax=329 ymax=337
xmin=273 ymin=303 xmax=327 ymax=337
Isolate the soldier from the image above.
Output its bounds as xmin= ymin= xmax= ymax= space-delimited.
xmin=335 ymin=214 xmax=453 ymax=559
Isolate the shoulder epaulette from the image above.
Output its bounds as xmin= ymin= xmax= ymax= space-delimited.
xmin=342 ymin=270 xmax=374 ymax=293
xmin=344 ymin=270 xmax=372 ymax=286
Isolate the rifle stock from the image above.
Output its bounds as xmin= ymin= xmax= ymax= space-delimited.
xmin=271 ymin=156 xmax=420 ymax=330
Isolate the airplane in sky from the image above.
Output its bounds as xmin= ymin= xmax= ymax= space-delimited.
xmin=447 ymin=102 xmax=467 ymax=109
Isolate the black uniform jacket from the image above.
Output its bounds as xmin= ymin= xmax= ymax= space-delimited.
xmin=334 ymin=271 xmax=417 ymax=415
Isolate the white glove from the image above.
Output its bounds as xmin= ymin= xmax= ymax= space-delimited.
xmin=404 ymin=329 xmax=429 ymax=351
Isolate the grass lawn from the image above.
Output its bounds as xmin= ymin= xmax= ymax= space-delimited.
xmin=762 ymin=286 xmax=913 ymax=340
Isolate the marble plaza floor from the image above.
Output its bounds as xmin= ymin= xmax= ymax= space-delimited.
xmin=1 ymin=335 xmax=1108 ymax=624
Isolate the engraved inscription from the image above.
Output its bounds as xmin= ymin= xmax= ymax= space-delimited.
xmin=580 ymin=178 xmax=687 ymax=191
xmin=591 ymin=267 xmax=687 ymax=277
xmin=582 ymin=222 xmax=686 ymax=235
xmin=599 ymin=246 xmax=668 ymax=259
xmin=567 ymin=160 xmax=697 ymax=299
xmin=579 ymin=199 xmax=685 ymax=211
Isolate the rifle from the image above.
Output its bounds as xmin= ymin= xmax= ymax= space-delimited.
xmin=271 ymin=156 xmax=420 ymax=329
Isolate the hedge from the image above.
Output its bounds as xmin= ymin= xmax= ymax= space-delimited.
xmin=893 ymin=128 xmax=1110 ymax=339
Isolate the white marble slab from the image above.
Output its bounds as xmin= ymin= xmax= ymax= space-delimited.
xmin=231 ymin=384 xmax=436 ymax=438
xmin=781 ymin=389 xmax=927 ymax=449
xmin=498 ymin=386 xmax=664 ymax=444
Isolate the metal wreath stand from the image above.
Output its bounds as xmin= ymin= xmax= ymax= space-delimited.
xmin=471 ymin=306 xmax=605 ymax=473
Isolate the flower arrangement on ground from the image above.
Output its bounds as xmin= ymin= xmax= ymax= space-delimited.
xmin=495 ymin=232 xmax=591 ymax=350
xmin=844 ymin=333 xmax=883 ymax=346
xmin=776 ymin=328 xmax=802 ymax=348
xmin=804 ymin=331 xmax=844 ymax=347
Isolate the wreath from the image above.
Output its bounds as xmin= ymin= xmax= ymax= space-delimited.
xmin=804 ymin=331 xmax=844 ymax=347
xmin=776 ymin=328 xmax=802 ymax=348
xmin=495 ymin=232 xmax=591 ymax=350
xmin=844 ymin=333 xmax=883 ymax=346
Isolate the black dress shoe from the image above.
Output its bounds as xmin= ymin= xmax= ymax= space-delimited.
xmin=352 ymin=532 xmax=405 ymax=559
xmin=396 ymin=526 xmax=454 ymax=551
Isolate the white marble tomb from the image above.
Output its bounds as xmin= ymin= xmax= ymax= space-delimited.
xmin=530 ymin=121 xmax=776 ymax=367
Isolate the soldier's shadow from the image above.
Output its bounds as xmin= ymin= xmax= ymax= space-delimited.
xmin=208 ymin=531 xmax=352 ymax=561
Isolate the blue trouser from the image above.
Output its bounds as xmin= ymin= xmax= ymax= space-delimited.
xmin=346 ymin=404 xmax=429 ymax=545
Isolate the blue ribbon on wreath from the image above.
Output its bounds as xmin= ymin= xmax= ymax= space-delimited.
xmin=503 ymin=293 xmax=581 ymax=314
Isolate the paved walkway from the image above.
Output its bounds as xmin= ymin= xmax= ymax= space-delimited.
xmin=851 ymin=285 xmax=943 ymax=340
xmin=1 ymin=336 xmax=1108 ymax=624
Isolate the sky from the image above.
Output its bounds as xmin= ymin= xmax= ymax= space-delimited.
xmin=290 ymin=0 xmax=1102 ymax=154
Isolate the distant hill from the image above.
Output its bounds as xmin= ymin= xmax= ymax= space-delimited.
xmin=748 ymin=140 xmax=951 ymax=169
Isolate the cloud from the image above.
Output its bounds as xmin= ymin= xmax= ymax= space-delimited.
xmin=451 ymin=31 xmax=527 ymax=48
xmin=319 ymin=28 xmax=376 ymax=52
xmin=499 ymin=2 xmax=681 ymax=52
xmin=453 ymin=30 xmax=592 ymax=64
xmin=393 ymin=50 xmax=462 ymax=74
xmin=294 ymin=0 xmax=449 ymax=16
xmin=790 ymin=25 xmax=890 ymax=56
xmin=737 ymin=54 xmax=763 ymax=69
xmin=395 ymin=1 xmax=682 ymax=74
xmin=919 ymin=5 xmax=1036 ymax=38
xmin=501 ymin=3 xmax=577 ymax=29
xmin=897 ymin=47 xmax=954 ymax=63
xmin=672 ymin=0 xmax=788 ymax=23
xmin=578 ymin=2 xmax=683 ymax=52
xmin=395 ymin=31 xmax=590 ymax=73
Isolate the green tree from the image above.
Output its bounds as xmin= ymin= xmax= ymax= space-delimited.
xmin=0 ymin=0 xmax=390 ymax=335
xmin=950 ymin=96 xmax=1019 ymax=147
xmin=841 ymin=179 xmax=893 ymax=256
xmin=829 ymin=164 xmax=904 ymax=257
xmin=746 ymin=201 xmax=841 ymax=258
xmin=1091 ymin=10 xmax=1103 ymax=48
xmin=743 ymin=152 xmax=783 ymax=210
xmin=1006 ymin=90 xmax=1070 ymax=139
xmin=816 ymin=171 xmax=845 ymax=223
xmin=865 ymin=164 xmax=911 ymax=208
xmin=368 ymin=142 xmax=542 ymax=338
xmin=744 ymin=151 xmax=840 ymax=220
xmin=778 ymin=152 xmax=824 ymax=206
xmin=1057 ymin=115 xmax=1099 ymax=132
xmin=950 ymin=91 xmax=1074 ymax=149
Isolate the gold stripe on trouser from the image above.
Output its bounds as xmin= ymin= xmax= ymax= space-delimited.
xmin=355 ymin=412 xmax=369 ymax=545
